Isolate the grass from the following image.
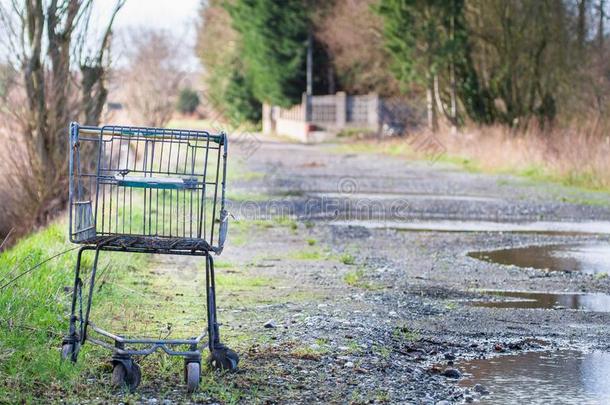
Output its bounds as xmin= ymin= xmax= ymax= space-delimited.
xmin=0 ymin=220 xmax=148 ymax=402
xmin=343 ymin=268 xmax=382 ymax=290
xmin=290 ymin=339 xmax=330 ymax=360
xmin=344 ymin=268 xmax=364 ymax=286
xmin=392 ymin=326 xmax=421 ymax=342
xmin=225 ymin=191 xmax=270 ymax=202
xmin=345 ymin=340 xmax=364 ymax=355
xmin=288 ymin=247 xmax=325 ymax=261
xmin=168 ymin=117 xmax=260 ymax=134
xmin=0 ymin=216 xmax=289 ymax=403
xmin=339 ymin=253 xmax=356 ymax=265
xmin=229 ymin=217 xmax=299 ymax=246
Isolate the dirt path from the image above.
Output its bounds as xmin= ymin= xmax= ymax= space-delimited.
xmin=106 ymin=139 xmax=610 ymax=404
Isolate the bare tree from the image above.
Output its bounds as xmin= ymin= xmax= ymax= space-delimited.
xmin=0 ymin=0 xmax=123 ymax=237
xmin=315 ymin=0 xmax=399 ymax=96
xmin=123 ymin=29 xmax=185 ymax=127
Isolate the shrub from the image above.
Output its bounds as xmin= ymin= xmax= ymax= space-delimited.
xmin=177 ymin=88 xmax=200 ymax=115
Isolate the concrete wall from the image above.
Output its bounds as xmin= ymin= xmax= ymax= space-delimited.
xmin=263 ymin=92 xmax=384 ymax=142
xmin=275 ymin=118 xmax=311 ymax=143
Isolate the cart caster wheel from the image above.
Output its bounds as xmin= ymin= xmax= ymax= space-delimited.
xmin=184 ymin=362 xmax=201 ymax=393
xmin=208 ymin=347 xmax=239 ymax=371
xmin=60 ymin=342 xmax=79 ymax=363
xmin=112 ymin=360 xmax=141 ymax=392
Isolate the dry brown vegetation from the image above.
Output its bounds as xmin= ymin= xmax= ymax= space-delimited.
xmin=440 ymin=124 xmax=610 ymax=190
xmin=358 ymin=121 xmax=610 ymax=191
xmin=0 ymin=0 xmax=124 ymax=246
xmin=123 ymin=28 xmax=185 ymax=127
xmin=314 ymin=0 xmax=400 ymax=96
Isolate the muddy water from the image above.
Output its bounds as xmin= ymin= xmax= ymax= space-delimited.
xmin=470 ymin=290 xmax=610 ymax=312
xmin=332 ymin=220 xmax=610 ymax=234
xmin=458 ymin=350 xmax=610 ymax=404
xmin=469 ymin=243 xmax=610 ymax=274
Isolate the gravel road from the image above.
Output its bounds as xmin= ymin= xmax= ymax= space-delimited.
xmin=123 ymin=139 xmax=610 ymax=404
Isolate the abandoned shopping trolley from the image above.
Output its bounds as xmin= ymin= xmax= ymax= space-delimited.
xmin=61 ymin=123 xmax=238 ymax=392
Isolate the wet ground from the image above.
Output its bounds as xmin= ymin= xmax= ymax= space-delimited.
xmin=468 ymin=290 xmax=610 ymax=311
xmin=105 ymin=139 xmax=610 ymax=404
xmin=458 ymin=350 xmax=610 ymax=404
xmin=469 ymin=243 xmax=610 ymax=274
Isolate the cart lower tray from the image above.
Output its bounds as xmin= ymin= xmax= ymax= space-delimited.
xmin=80 ymin=235 xmax=213 ymax=251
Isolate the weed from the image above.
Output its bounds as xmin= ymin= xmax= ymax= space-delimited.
xmin=288 ymin=248 xmax=324 ymax=261
xmin=375 ymin=389 xmax=391 ymax=402
xmin=340 ymin=253 xmax=356 ymax=265
xmin=392 ymin=326 xmax=420 ymax=342
xmin=343 ymin=268 xmax=382 ymax=290
xmin=346 ymin=340 xmax=363 ymax=354
xmin=291 ymin=346 xmax=324 ymax=360
xmin=344 ymin=269 xmax=364 ymax=286
xmin=373 ymin=344 xmax=391 ymax=360
xmin=444 ymin=302 xmax=457 ymax=310
xmin=273 ymin=216 xmax=298 ymax=230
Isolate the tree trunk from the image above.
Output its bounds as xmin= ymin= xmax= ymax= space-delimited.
xmin=449 ymin=7 xmax=457 ymax=134
xmin=598 ymin=0 xmax=605 ymax=51
xmin=578 ymin=0 xmax=588 ymax=50
xmin=450 ymin=61 xmax=457 ymax=134
xmin=2 ymin=0 xmax=123 ymax=231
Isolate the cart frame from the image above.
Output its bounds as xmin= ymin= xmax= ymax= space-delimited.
xmin=61 ymin=123 xmax=238 ymax=392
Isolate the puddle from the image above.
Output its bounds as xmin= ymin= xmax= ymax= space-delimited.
xmin=331 ymin=220 xmax=610 ymax=234
xmin=470 ymin=290 xmax=610 ymax=312
xmin=308 ymin=192 xmax=500 ymax=202
xmin=459 ymin=350 xmax=610 ymax=404
xmin=469 ymin=243 xmax=610 ymax=274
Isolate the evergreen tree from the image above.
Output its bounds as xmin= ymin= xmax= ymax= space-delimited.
xmin=226 ymin=0 xmax=309 ymax=107
xmin=377 ymin=0 xmax=455 ymax=130
xmin=177 ymin=88 xmax=201 ymax=115
xmin=198 ymin=0 xmax=261 ymax=124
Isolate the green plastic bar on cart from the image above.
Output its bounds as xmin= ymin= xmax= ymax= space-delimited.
xmin=115 ymin=175 xmax=199 ymax=190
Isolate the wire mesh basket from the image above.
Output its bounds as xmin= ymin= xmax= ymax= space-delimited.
xmin=68 ymin=123 xmax=228 ymax=253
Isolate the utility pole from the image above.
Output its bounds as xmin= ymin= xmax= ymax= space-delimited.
xmin=306 ymin=30 xmax=313 ymax=96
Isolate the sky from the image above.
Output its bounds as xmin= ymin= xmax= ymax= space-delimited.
xmin=101 ymin=0 xmax=201 ymax=33
xmin=97 ymin=0 xmax=202 ymax=70
xmin=0 ymin=0 xmax=204 ymax=70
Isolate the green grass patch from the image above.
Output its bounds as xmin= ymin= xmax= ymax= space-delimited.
xmin=0 ymin=220 xmax=148 ymax=402
xmin=339 ymin=253 xmax=356 ymax=265
xmin=215 ymin=273 xmax=273 ymax=290
xmin=288 ymin=247 xmax=325 ymax=261
xmin=290 ymin=341 xmax=329 ymax=360
xmin=392 ymin=326 xmax=421 ymax=342
xmin=343 ymin=268 xmax=383 ymax=290
xmin=344 ymin=268 xmax=364 ymax=286
xmin=225 ymin=191 xmax=270 ymax=202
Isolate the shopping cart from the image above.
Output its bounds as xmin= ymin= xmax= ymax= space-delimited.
xmin=61 ymin=123 xmax=238 ymax=392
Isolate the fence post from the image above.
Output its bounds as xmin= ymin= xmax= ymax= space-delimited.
xmin=367 ymin=93 xmax=380 ymax=133
xmin=336 ymin=91 xmax=347 ymax=128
